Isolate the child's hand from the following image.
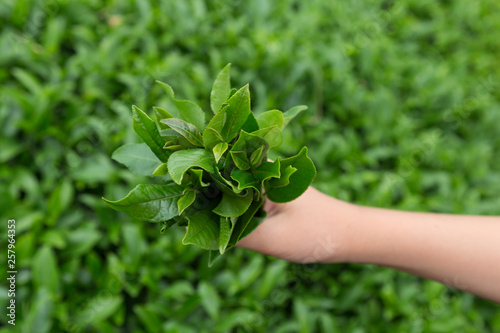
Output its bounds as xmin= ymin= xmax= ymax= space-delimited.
xmin=237 ymin=187 xmax=357 ymax=263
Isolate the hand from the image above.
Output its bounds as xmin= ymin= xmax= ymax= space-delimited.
xmin=237 ymin=187 xmax=358 ymax=263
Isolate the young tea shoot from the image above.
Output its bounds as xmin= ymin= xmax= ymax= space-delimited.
xmin=103 ymin=64 xmax=316 ymax=265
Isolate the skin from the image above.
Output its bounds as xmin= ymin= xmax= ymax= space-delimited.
xmin=238 ymin=187 xmax=500 ymax=303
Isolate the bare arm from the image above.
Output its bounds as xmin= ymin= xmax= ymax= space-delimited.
xmin=238 ymin=187 xmax=500 ymax=303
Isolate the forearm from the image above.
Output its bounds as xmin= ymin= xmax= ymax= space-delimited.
xmin=343 ymin=205 xmax=500 ymax=303
xmin=238 ymin=187 xmax=500 ymax=302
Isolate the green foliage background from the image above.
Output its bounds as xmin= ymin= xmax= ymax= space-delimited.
xmin=1 ymin=0 xmax=500 ymax=331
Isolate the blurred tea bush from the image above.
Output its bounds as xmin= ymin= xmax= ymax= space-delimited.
xmin=1 ymin=0 xmax=500 ymax=332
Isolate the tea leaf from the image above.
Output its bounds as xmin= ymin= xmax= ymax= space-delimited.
xmin=153 ymin=106 xmax=174 ymax=130
xmin=161 ymin=118 xmax=204 ymax=147
xmin=132 ymin=105 xmax=170 ymax=162
xmin=168 ymin=149 xmax=216 ymax=185
xmin=269 ymin=165 xmax=297 ymax=188
xmin=230 ymin=151 xmax=251 ymax=170
xmin=249 ymin=145 xmax=265 ymax=166
xmin=156 ymin=81 xmax=206 ymax=131
xmin=112 ymin=143 xmax=162 ymax=176
xmin=218 ymin=216 xmax=234 ymax=254
xmin=213 ymin=142 xmax=228 ymax=163
xmin=228 ymin=87 xmax=237 ymax=98
xmin=241 ymin=112 xmax=260 ymax=132
xmin=32 ymin=246 xmax=60 ymax=296
xmin=253 ymin=159 xmax=281 ymax=183
xmin=221 ymin=84 xmax=251 ymax=141
xmin=228 ymin=198 xmax=264 ymax=247
xmin=203 ymin=106 xmax=227 ymax=149
xmin=199 ymin=281 xmax=221 ymax=320
xmin=283 ymin=105 xmax=308 ymax=127
xmin=210 ymin=63 xmax=231 ymax=114
xmin=161 ymin=129 xmax=197 ymax=150
xmin=203 ymin=84 xmax=251 ymax=149
xmin=231 ymin=130 xmax=268 ymax=155
xmin=230 ymin=168 xmax=260 ymax=192
xmin=191 ymin=169 xmax=210 ymax=187
xmin=266 ymin=147 xmax=316 ymax=203
xmin=103 ymin=184 xmax=184 ymax=222
xmin=230 ymin=130 xmax=269 ymax=170
xmin=152 ymin=163 xmax=169 ymax=176
xmin=257 ymin=110 xmax=284 ymax=130
xmin=213 ymin=190 xmax=253 ymax=217
xmin=252 ymin=126 xmax=282 ymax=148
xmin=12 ymin=67 xmax=42 ymax=95
xmin=208 ymin=250 xmax=222 ymax=267
xmin=182 ymin=209 xmax=220 ymax=250
xmin=178 ymin=189 xmax=196 ymax=215
xmin=21 ymin=289 xmax=53 ymax=333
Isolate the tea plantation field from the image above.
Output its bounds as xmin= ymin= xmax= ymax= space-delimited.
xmin=1 ymin=0 xmax=499 ymax=332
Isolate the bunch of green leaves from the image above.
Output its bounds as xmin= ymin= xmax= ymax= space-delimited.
xmin=103 ymin=64 xmax=316 ymax=265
